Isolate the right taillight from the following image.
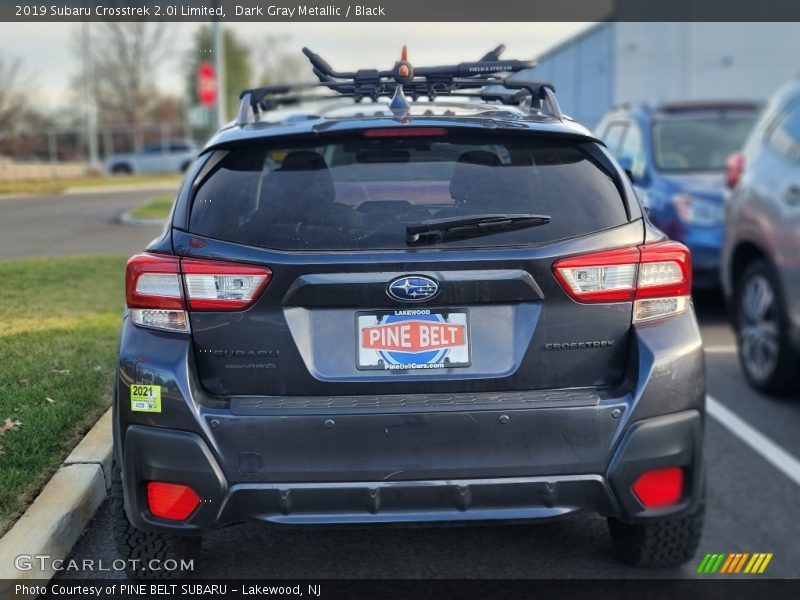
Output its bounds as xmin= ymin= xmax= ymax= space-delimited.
xmin=725 ymin=152 xmax=745 ymax=190
xmin=553 ymin=241 xmax=692 ymax=323
xmin=125 ymin=253 xmax=272 ymax=333
xmin=634 ymin=241 xmax=692 ymax=322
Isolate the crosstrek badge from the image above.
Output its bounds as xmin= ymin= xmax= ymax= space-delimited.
xmin=130 ymin=384 xmax=161 ymax=413
xmin=357 ymin=309 xmax=470 ymax=370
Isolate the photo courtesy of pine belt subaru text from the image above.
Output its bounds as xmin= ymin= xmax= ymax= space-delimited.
xmin=112 ymin=45 xmax=706 ymax=578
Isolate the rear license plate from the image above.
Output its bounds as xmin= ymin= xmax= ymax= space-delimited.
xmin=356 ymin=309 xmax=470 ymax=371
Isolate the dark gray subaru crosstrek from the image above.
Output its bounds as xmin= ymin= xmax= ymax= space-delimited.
xmin=113 ymin=48 xmax=705 ymax=576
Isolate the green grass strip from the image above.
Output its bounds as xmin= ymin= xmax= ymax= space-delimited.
xmin=127 ymin=195 xmax=175 ymax=220
xmin=0 ymin=255 xmax=127 ymax=535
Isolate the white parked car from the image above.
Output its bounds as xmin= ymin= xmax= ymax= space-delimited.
xmin=105 ymin=140 xmax=197 ymax=175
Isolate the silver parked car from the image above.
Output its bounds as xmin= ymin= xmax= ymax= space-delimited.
xmin=105 ymin=140 xmax=197 ymax=175
xmin=722 ymin=80 xmax=800 ymax=394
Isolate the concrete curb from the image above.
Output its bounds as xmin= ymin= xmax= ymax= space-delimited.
xmin=0 ymin=182 xmax=179 ymax=202
xmin=0 ymin=408 xmax=113 ymax=595
xmin=0 ymin=193 xmax=46 ymax=201
xmin=62 ymin=182 xmax=179 ymax=195
xmin=118 ymin=210 xmax=166 ymax=227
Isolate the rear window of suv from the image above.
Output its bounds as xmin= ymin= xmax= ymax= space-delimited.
xmin=187 ymin=132 xmax=628 ymax=250
xmin=652 ymin=115 xmax=756 ymax=172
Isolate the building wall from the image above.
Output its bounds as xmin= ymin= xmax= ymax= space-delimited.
xmin=612 ymin=23 xmax=689 ymax=106
xmin=534 ymin=23 xmax=615 ymax=129
xmin=535 ymin=22 xmax=800 ymax=128
xmin=614 ymin=23 xmax=800 ymax=106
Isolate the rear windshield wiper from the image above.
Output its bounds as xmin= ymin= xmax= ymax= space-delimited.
xmin=406 ymin=213 xmax=551 ymax=245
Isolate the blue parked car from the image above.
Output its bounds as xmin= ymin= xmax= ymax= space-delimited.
xmin=596 ymin=102 xmax=760 ymax=289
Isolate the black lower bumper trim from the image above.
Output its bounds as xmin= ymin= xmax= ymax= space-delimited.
xmin=218 ymin=475 xmax=618 ymax=525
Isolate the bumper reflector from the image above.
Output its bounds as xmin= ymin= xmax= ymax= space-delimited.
xmin=631 ymin=467 xmax=684 ymax=509
xmin=147 ymin=482 xmax=200 ymax=521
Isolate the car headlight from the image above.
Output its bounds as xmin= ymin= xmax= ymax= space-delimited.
xmin=672 ymin=194 xmax=722 ymax=226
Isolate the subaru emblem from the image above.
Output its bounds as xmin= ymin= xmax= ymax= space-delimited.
xmin=387 ymin=275 xmax=440 ymax=302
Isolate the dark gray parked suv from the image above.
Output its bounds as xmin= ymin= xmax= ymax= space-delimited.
xmin=113 ymin=49 xmax=706 ymax=577
xmin=723 ymin=80 xmax=800 ymax=395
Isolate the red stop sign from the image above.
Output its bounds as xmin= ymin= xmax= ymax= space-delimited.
xmin=197 ymin=62 xmax=217 ymax=108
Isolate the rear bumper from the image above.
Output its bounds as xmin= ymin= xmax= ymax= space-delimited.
xmin=120 ymin=409 xmax=703 ymax=533
xmin=116 ymin=307 xmax=706 ymax=534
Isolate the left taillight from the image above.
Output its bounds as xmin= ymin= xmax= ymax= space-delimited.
xmin=182 ymin=258 xmax=271 ymax=311
xmin=126 ymin=253 xmax=272 ymax=332
xmin=553 ymin=241 xmax=692 ymax=323
xmin=126 ymin=254 xmax=188 ymax=332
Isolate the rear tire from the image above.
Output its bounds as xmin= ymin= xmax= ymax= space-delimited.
xmin=111 ymin=163 xmax=133 ymax=175
xmin=111 ymin=461 xmax=201 ymax=579
xmin=607 ymin=500 xmax=704 ymax=567
xmin=733 ymin=260 xmax=796 ymax=395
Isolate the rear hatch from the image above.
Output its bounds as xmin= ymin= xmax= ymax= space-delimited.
xmin=179 ymin=128 xmax=642 ymax=397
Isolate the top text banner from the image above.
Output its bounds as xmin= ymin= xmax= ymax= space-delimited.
xmin=4 ymin=0 xmax=800 ymax=22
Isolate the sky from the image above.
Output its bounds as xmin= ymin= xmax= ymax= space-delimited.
xmin=0 ymin=22 xmax=590 ymax=108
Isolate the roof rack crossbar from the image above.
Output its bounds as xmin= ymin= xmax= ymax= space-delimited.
xmin=502 ymin=80 xmax=562 ymax=120
xmin=235 ymin=91 xmax=558 ymax=127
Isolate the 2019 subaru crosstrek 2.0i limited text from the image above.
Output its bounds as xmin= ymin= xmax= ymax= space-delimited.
xmin=112 ymin=49 xmax=705 ymax=577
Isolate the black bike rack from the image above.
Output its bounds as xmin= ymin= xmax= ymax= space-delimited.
xmin=236 ymin=45 xmax=562 ymax=125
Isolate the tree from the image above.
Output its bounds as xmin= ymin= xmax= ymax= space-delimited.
xmin=254 ymin=33 xmax=307 ymax=86
xmin=187 ymin=26 xmax=252 ymax=123
xmin=0 ymin=54 xmax=25 ymax=142
xmin=0 ymin=54 xmax=51 ymax=158
xmin=77 ymin=23 xmax=174 ymax=125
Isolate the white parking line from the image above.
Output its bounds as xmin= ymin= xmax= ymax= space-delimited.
xmin=707 ymin=395 xmax=800 ymax=486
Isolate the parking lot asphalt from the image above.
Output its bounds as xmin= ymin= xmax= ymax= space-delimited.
xmin=6 ymin=191 xmax=797 ymax=579
xmin=0 ymin=189 xmax=167 ymax=259
xmin=58 ymin=309 xmax=800 ymax=579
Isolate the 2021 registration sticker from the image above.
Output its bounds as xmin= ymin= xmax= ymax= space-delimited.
xmin=130 ymin=384 xmax=161 ymax=413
